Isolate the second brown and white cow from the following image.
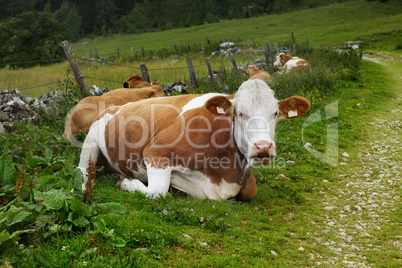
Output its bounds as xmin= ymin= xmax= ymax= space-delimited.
xmin=274 ymin=53 xmax=310 ymax=74
xmin=244 ymin=65 xmax=273 ymax=84
xmin=63 ymin=85 xmax=165 ymax=139
xmin=77 ymin=79 xmax=310 ymax=201
xmin=123 ymin=75 xmax=159 ymax=88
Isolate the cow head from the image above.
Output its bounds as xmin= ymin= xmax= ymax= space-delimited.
xmin=123 ymin=75 xmax=160 ymax=88
xmin=231 ymin=79 xmax=309 ymax=165
xmin=243 ymin=65 xmax=261 ymax=79
xmin=274 ymin=53 xmax=289 ymax=69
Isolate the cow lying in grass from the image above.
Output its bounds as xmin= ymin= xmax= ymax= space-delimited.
xmin=63 ymin=85 xmax=165 ymax=139
xmin=244 ymin=65 xmax=273 ymax=84
xmin=77 ymin=79 xmax=310 ymax=201
xmin=123 ymin=75 xmax=159 ymax=88
xmin=274 ymin=53 xmax=310 ymax=74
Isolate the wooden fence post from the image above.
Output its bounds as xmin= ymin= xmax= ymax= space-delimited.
xmin=141 ymin=46 xmax=146 ymax=58
xmin=291 ymin=32 xmax=296 ymax=54
xmin=205 ymin=37 xmax=210 ymax=46
xmin=140 ymin=64 xmax=150 ymax=82
xmin=251 ymin=36 xmax=257 ymax=48
xmin=174 ymin=44 xmax=177 ymax=52
xmin=94 ymin=47 xmax=99 ymax=59
xmin=228 ymin=51 xmax=238 ymax=72
xmin=60 ymin=40 xmax=89 ymax=96
xmin=187 ymin=45 xmax=191 ymax=52
xmin=187 ymin=57 xmax=197 ymax=87
xmin=90 ymin=47 xmax=93 ymax=58
xmin=206 ymin=58 xmax=214 ymax=81
xmin=264 ymin=43 xmax=273 ymax=67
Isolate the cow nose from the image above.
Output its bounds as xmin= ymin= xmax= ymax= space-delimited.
xmin=253 ymin=141 xmax=275 ymax=156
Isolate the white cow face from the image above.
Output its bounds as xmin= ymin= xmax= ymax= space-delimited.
xmin=233 ymin=79 xmax=310 ymax=165
xmin=273 ymin=54 xmax=283 ymax=69
xmin=233 ymin=79 xmax=279 ymax=164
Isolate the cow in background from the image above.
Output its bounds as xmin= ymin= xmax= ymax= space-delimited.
xmin=63 ymin=85 xmax=165 ymax=139
xmin=274 ymin=53 xmax=310 ymax=74
xmin=77 ymin=79 xmax=310 ymax=201
xmin=244 ymin=65 xmax=273 ymax=84
xmin=123 ymin=75 xmax=159 ymax=88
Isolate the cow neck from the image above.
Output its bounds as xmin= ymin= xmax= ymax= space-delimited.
xmin=232 ymin=115 xmax=247 ymax=185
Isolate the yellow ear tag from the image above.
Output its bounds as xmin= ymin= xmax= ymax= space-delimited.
xmin=288 ymin=110 xmax=298 ymax=117
xmin=216 ymin=107 xmax=225 ymax=115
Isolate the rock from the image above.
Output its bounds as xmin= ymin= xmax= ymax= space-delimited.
xmin=342 ymin=152 xmax=350 ymax=157
xmin=0 ymin=122 xmax=4 ymax=135
xmin=303 ymin=142 xmax=313 ymax=147
xmin=90 ymin=85 xmax=109 ymax=96
xmin=271 ymin=250 xmax=278 ymax=256
xmin=298 ymin=247 xmax=304 ymax=251
xmin=287 ymin=160 xmax=296 ymax=165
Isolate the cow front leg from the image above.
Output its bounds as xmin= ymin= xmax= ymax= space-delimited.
xmin=116 ymin=166 xmax=172 ymax=198
xmin=77 ymin=123 xmax=102 ymax=190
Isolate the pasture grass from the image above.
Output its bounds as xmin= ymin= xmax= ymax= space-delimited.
xmin=3 ymin=47 xmax=398 ymax=267
xmin=0 ymin=0 xmax=401 ymax=97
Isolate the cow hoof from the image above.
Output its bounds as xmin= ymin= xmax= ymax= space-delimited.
xmin=115 ymin=177 xmax=129 ymax=189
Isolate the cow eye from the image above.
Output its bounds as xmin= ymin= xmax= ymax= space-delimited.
xmin=238 ymin=112 xmax=243 ymax=118
xmin=274 ymin=111 xmax=279 ymax=117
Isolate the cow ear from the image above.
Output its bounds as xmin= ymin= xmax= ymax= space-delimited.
xmin=205 ymin=96 xmax=232 ymax=116
xmin=258 ymin=64 xmax=262 ymax=70
xmin=280 ymin=54 xmax=285 ymax=64
xmin=278 ymin=96 xmax=310 ymax=119
xmin=123 ymin=81 xmax=129 ymax=88
xmin=153 ymin=80 xmax=160 ymax=85
xmin=243 ymin=70 xmax=249 ymax=76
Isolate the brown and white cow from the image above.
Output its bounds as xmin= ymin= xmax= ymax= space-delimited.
xmin=77 ymin=79 xmax=310 ymax=201
xmin=274 ymin=53 xmax=310 ymax=74
xmin=63 ymin=85 xmax=165 ymax=139
xmin=244 ymin=65 xmax=273 ymax=84
xmin=123 ymin=75 xmax=159 ymax=88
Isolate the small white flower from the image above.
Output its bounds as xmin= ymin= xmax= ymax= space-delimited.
xmin=83 ymin=261 xmax=87 ymax=266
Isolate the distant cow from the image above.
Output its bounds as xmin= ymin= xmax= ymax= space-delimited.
xmin=63 ymin=85 xmax=165 ymax=139
xmin=123 ymin=75 xmax=159 ymax=88
xmin=274 ymin=53 xmax=310 ymax=74
xmin=244 ymin=65 xmax=273 ymax=84
xmin=77 ymin=79 xmax=310 ymax=201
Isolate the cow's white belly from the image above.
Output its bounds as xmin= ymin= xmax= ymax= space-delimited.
xmin=170 ymin=167 xmax=241 ymax=200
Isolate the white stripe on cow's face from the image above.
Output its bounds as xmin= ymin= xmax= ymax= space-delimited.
xmin=179 ymin=93 xmax=227 ymax=116
xmin=234 ymin=79 xmax=279 ymax=159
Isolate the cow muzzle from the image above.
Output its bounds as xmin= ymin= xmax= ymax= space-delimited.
xmin=251 ymin=141 xmax=275 ymax=164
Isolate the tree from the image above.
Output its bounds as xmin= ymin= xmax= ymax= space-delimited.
xmin=0 ymin=11 xmax=64 ymax=68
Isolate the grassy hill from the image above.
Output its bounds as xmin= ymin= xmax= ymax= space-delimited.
xmin=71 ymin=0 xmax=402 ymax=58
xmin=1 ymin=0 xmax=401 ymax=97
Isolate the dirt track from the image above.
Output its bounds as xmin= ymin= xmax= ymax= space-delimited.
xmin=309 ymin=52 xmax=401 ymax=267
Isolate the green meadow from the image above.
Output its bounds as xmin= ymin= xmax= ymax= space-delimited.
xmin=1 ymin=0 xmax=401 ymax=267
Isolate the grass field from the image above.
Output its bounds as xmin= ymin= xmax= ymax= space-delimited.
xmin=1 ymin=0 xmax=401 ymax=267
xmin=0 ymin=0 xmax=401 ymax=97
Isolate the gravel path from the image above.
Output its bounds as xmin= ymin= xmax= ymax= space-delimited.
xmin=309 ymin=54 xmax=401 ymax=267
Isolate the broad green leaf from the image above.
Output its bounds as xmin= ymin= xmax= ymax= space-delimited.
xmin=96 ymin=202 xmax=126 ymax=216
xmin=112 ymin=237 xmax=126 ymax=248
xmin=5 ymin=206 xmax=32 ymax=227
xmin=34 ymin=189 xmax=69 ymax=211
xmin=0 ymin=230 xmax=10 ymax=246
xmin=69 ymin=197 xmax=91 ymax=217
xmin=44 ymin=148 xmax=53 ymax=163
xmin=68 ymin=169 xmax=83 ymax=191
xmin=8 ymin=229 xmax=35 ymax=241
xmin=71 ymin=216 xmax=89 ymax=227
xmin=0 ymin=154 xmax=13 ymax=187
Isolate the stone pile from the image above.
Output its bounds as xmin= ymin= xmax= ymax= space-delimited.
xmin=0 ymin=85 xmax=109 ymax=134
